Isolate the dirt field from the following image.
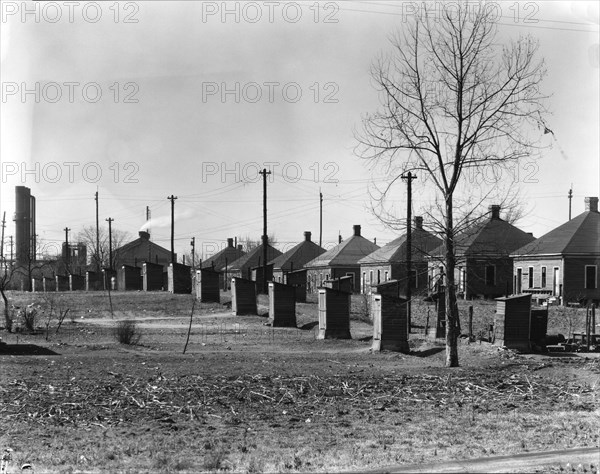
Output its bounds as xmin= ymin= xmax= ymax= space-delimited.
xmin=1 ymin=291 xmax=599 ymax=473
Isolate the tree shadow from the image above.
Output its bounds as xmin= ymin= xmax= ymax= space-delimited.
xmin=410 ymin=347 xmax=445 ymax=358
xmin=0 ymin=344 xmax=61 ymax=356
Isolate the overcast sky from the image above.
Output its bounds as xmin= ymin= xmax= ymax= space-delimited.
xmin=1 ymin=1 xmax=598 ymax=260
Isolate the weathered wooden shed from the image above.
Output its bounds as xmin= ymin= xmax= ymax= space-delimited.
xmin=530 ymin=307 xmax=548 ymax=345
xmin=251 ymin=263 xmax=274 ymax=294
xmin=143 ymin=262 xmax=163 ymax=291
xmin=118 ymin=265 xmax=142 ymax=291
xmin=101 ymin=268 xmax=117 ymax=290
xmin=195 ymin=269 xmax=220 ymax=303
xmin=323 ymin=275 xmax=354 ymax=294
xmin=43 ymin=277 xmax=55 ymax=292
xmin=56 ymin=275 xmax=69 ymax=291
xmin=317 ymin=287 xmax=351 ymax=339
xmin=372 ymin=279 xmax=401 ymax=297
xmin=268 ymin=281 xmax=297 ymax=327
xmin=31 ymin=278 xmax=42 ymax=292
xmin=231 ymin=277 xmax=257 ymax=315
xmin=494 ymin=294 xmax=531 ymax=351
xmin=371 ymin=293 xmax=409 ymax=352
xmin=69 ymin=274 xmax=85 ymax=291
xmin=285 ymin=268 xmax=307 ymax=303
xmin=85 ymin=271 xmax=99 ymax=291
xmin=270 ymin=231 xmax=326 ymax=283
xmin=168 ymin=263 xmax=192 ymax=294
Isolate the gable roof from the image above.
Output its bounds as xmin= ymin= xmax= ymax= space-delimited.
xmin=305 ymin=226 xmax=379 ymax=268
xmin=430 ymin=210 xmax=535 ymax=258
xmin=115 ymin=232 xmax=171 ymax=259
xmin=227 ymin=243 xmax=282 ymax=272
xmin=358 ymin=227 xmax=442 ymax=265
xmin=269 ymin=235 xmax=326 ymax=271
xmin=201 ymin=240 xmax=245 ymax=270
xmin=512 ymin=210 xmax=600 ymax=257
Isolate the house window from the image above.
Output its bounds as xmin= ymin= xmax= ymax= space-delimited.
xmin=362 ymin=272 xmax=366 ymax=293
xmin=485 ymin=265 xmax=496 ymax=286
xmin=384 ymin=271 xmax=389 ymax=282
xmin=377 ymin=269 xmax=381 ymax=284
xmin=516 ymin=268 xmax=522 ymax=293
xmin=585 ymin=265 xmax=597 ymax=289
xmin=320 ymin=273 xmax=323 ymax=286
xmin=528 ymin=266 xmax=534 ymax=288
xmin=541 ymin=267 xmax=546 ymax=288
xmin=369 ymin=270 xmax=373 ymax=284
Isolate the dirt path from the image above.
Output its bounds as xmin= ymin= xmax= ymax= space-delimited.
xmin=362 ymin=446 xmax=600 ymax=473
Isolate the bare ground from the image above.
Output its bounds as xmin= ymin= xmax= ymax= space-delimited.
xmin=1 ymin=291 xmax=599 ymax=473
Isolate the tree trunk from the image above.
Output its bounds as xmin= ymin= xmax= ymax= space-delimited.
xmin=1 ymin=288 xmax=12 ymax=332
xmin=444 ymin=198 xmax=460 ymax=367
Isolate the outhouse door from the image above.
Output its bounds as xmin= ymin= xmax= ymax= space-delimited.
xmin=318 ymin=290 xmax=327 ymax=333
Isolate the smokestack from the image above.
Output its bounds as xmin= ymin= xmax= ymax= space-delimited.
xmin=414 ymin=216 xmax=423 ymax=229
xmin=585 ymin=197 xmax=599 ymax=213
xmin=489 ymin=205 xmax=501 ymax=220
xmin=139 ymin=231 xmax=150 ymax=240
xmin=227 ymin=238 xmax=234 ymax=248
xmin=353 ymin=225 xmax=361 ymax=237
xmin=304 ymin=231 xmax=312 ymax=242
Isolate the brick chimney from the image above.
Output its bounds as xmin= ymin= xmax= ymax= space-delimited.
xmin=353 ymin=225 xmax=361 ymax=237
xmin=237 ymin=244 xmax=243 ymax=251
xmin=139 ymin=231 xmax=150 ymax=240
xmin=489 ymin=205 xmax=501 ymax=220
xmin=304 ymin=231 xmax=312 ymax=242
xmin=227 ymin=238 xmax=234 ymax=248
xmin=414 ymin=216 xmax=423 ymax=229
xmin=585 ymin=197 xmax=599 ymax=213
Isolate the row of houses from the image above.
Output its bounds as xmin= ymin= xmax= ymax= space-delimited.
xmin=19 ymin=196 xmax=594 ymax=305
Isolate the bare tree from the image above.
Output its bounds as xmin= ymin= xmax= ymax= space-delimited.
xmin=77 ymin=225 xmax=130 ymax=270
xmin=356 ymin=5 xmax=548 ymax=367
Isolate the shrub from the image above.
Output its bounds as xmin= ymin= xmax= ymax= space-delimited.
xmin=114 ymin=320 xmax=141 ymax=345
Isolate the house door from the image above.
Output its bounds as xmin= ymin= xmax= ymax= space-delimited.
xmin=553 ymin=267 xmax=560 ymax=296
xmin=516 ymin=268 xmax=522 ymax=294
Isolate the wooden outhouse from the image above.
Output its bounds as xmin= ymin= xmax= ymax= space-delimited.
xmin=69 ymin=274 xmax=85 ymax=291
xmin=56 ymin=275 xmax=69 ymax=291
xmin=317 ymin=287 xmax=351 ymax=339
xmin=285 ymin=269 xmax=308 ymax=303
xmin=231 ymin=277 xmax=257 ymax=315
xmin=143 ymin=262 xmax=164 ymax=291
xmin=168 ymin=263 xmax=192 ymax=294
xmin=268 ymin=281 xmax=297 ymax=327
xmin=371 ymin=293 xmax=409 ymax=352
xmin=494 ymin=294 xmax=531 ymax=351
xmin=118 ymin=265 xmax=142 ymax=291
xmin=195 ymin=269 xmax=220 ymax=303
xmin=85 ymin=271 xmax=99 ymax=291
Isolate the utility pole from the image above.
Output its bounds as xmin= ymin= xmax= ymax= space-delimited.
xmin=105 ymin=218 xmax=114 ymax=270
xmin=167 ymin=195 xmax=177 ymax=264
xmin=319 ymin=189 xmax=323 ymax=247
xmin=401 ymin=171 xmax=417 ymax=333
xmin=1 ymin=211 xmax=5 ymax=258
xmin=568 ymin=185 xmax=573 ymax=220
xmin=64 ymin=227 xmax=71 ymax=271
xmin=95 ymin=191 xmax=100 ymax=274
xmin=259 ymin=168 xmax=272 ymax=294
xmin=10 ymin=235 xmax=13 ymax=263
xmin=190 ymin=237 xmax=196 ymax=270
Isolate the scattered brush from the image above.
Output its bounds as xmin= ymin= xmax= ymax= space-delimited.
xmin=114 ymin=320 xmax=142 ymax=345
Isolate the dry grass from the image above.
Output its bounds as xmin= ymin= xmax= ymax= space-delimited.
xmin=0 ymin=289 xmax=599 ymax=473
